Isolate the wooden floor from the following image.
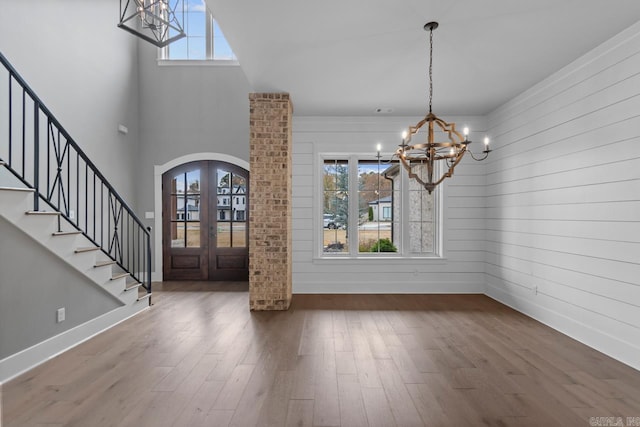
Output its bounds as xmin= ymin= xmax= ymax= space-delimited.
xmin=2 ymin=282 xmax=640 ymax=427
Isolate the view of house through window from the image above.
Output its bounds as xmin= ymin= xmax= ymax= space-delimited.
xmin=322 ymin=157 xmax=437 ymax=257
xmin=216 ymin=168 xmax=247 ymax=247
xmin=163 ymin=0 xmax=237 ymax=61
xmin=357 ymin=160 xmax=397 ymax=253
xmin=169 ymin=168 xmax=201 ymax=248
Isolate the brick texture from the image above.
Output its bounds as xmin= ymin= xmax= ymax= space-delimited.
xmin=248 ymin=93 xmax=293 ymax=311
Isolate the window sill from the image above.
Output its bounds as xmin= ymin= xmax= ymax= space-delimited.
xmin=157 ymin=59 xmax=239 ymax=67
xmin=312 ymin=255 xmax=447 ymax=265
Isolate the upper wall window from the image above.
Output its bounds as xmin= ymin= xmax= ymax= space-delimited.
xmin=161 ymin=0 xmax=237 ymax=62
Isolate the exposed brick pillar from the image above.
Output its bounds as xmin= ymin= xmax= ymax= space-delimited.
xmin=248 ymin=93 xmax=293 ymax=311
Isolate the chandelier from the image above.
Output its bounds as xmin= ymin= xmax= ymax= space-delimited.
xmin=118 ymin=0 xmax=186 ymax=47
xmin=395 ymin=22 xmax=491 ymax=194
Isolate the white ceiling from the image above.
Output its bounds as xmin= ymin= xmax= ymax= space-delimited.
xmin=207 ymin=0 xmax=640 ymax=116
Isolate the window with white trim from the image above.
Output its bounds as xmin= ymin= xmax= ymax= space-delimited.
xmin=161 ymin=0 xmax=237 ymax=62
xmin=321 ymin=155 xmax=440 ymax=257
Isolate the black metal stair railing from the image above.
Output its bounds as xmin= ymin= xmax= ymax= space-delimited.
xmin=0 ymin=51 xmax=151 ymax=302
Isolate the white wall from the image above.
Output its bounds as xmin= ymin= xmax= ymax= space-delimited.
xmin=134 ymin=43 xmax=252 ymax=273
xmin=0 ymin=217 xmax=121 ymax=360
xmin=485 ymin=21 xmax=640 ymax=370
xmin=292 ymin=116 xmax=488 ymax=293
xmin=0 ymin=0 xmax=140 ymax=201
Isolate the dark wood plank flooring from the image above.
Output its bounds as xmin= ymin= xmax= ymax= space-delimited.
xmin=2 ymin=281 xmax=639 ymax=426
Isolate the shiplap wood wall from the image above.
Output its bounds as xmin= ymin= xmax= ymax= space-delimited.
xmin=291 ymin=116 xmax=488 ymax=294
xmin=485 ymin=22 xmax=640 ymax=370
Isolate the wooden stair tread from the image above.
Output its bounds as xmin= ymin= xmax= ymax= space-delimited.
xmin=52 ymin=230 xmax=83 ymax=236
xmin=136 ymin=292 xmax=152 ymax=302
xmin=94 ymin=260 xmax=117 ymax=268
xmin=26 ymin=210 xmax=60 ymax=216
xmin=111 ymin=272 xmax=130 ymax=281
xmin=75 ymin=246 xmax=100 ymax=253
xmin=0 ymin=186 xmax=34 ymax=192
xmin=125 ymin=282 xmax=143 ymax=291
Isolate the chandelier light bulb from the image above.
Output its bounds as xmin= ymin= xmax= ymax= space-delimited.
xmin=402 ymin=131 xmax=408 ymax=140
xmin=376 ymin=143 xmax=382 ymax=152
xmin=463 ymin=127 xmax=469 ymax=136
xmin=484 ymin=136 xmax=490 ymax=146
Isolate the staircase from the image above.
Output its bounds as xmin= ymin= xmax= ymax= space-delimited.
xmin=0 ymin=184 xmax=150 ymax=306
xmin=0 ymin=52 xmax=151 ymax=382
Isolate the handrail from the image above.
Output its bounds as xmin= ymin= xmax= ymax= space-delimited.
xmin=0 ymin=51 xmax=151 ymax=301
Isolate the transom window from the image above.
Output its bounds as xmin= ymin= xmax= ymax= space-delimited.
xmin=321 ymin=155 xmax=440 ymax=257
xmin=161 ymin=0 xmax=237 ymax=62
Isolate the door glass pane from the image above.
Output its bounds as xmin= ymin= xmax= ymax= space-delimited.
xmin=217 ymin=169 xmax=231 ymax=191
xmin=217 ymin=222 xmax=231 ymax=247
xmin=170 ymin=221 xmax=185 ymax=247
xmin=170 ymin=195 xmax=186 ymax=220
xmin=232 ymin=195 xmax=245 ymax=219
xmin=172 ymin=173 xmax=185 ymax=194
xmin=186 ymin=223 xmax=201 ymax=248
xmin=232 ymin=223 xmax=246 ymax=247
xmin=186 ymin=170 xmax=200 ymax=194
xmin=232 ymin=174 xmax=246 ymax=193
xmin=184 ymin=194 xmax=201 ymax=220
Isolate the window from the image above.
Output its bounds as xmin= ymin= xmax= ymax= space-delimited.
xmin=321 ymin=155 xmax=440 ymax=257
xmin=161 ymin=0 xmax=237 ymax=62
xmin=323 ymin=160 xmax=349 ymax=253
xmin=382 ymin=206 xmax=392 ymax=220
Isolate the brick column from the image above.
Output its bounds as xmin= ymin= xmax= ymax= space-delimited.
xmin=248 ymin=93 xmax=293 ymax=311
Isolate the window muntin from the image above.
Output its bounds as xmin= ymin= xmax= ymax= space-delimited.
xmin=320 ymin=155 xmax=439 ymax=258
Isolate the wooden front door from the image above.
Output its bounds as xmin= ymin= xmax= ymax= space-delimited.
xmin=162 ymin=160 xmax=249 ymax=281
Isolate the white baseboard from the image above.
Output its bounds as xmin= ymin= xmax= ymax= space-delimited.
xmin=485 ymin=282 xmax=640 ymax=372
xmin=292 ymin=280 xmax=484 ymax=294
xmin=0 ymin=303 xmax=149 ymax=384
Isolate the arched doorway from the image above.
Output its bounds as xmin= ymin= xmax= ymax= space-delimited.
xmin=162 ymin=160 xmax=249 ymax=281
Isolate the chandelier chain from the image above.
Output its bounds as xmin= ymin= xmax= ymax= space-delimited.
xmin=428 ymin=25 xmax=433 ymax=114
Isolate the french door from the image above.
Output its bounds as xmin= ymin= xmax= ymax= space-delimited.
xmin=162 ymin=160 xmax=249 ymax=281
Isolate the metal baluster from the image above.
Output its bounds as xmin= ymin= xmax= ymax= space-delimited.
xmin=85 ymin=163 xmax=88 ymax=235
xmin=76 ymin=152 xmax=79 ymax=227
xmin=22 ymin=89 xmax=25 ymax=179
xmin=146 ymin=227 xmax=152 ymax=294
xmin=100 ymin=183 xmax=104 ymax=249
xmin=33 ymin=100 xmax=39 ymax=211
xmin=93 ymin=172 xmax=96 ymax=241
xmin=46 ymin=120 xmax=50 ymax=199
xmin=8 ymin=74 xmax=12 ymax=167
